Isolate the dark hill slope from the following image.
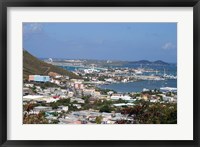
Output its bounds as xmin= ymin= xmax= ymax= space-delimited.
xmin=23 ymin=50 xmax=80 ymax=80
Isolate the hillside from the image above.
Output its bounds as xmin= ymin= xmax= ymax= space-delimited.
xmin=153 ymin=60 xmax=169 ymax=65
xmin=23 ymin=50 xmax=80 ymax=80
xmin=128 ymin=60 xmax=169 ymax=65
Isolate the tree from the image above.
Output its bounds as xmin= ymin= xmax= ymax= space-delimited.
xmin=23 ymin=111 xmax=49 ymax=124
xmin=31 ymin=86 xmax=37 ymax=93
xmin=116 ymin=98 xmax=127 ymax=103
xmin=23 ymin=103 xmax=34 ymax=113
xmin=95 ymin=115 xmax=103 ymax=124
xmin=120 ymin=101 xmax=177 ymax=124
xmin=51 ymin=103 xmax=58 ymax=109
xmin=99 ymin=104 xmax=113 ymax=113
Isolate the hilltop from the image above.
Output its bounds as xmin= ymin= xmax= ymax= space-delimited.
xmin=23 ymin=50 xmax=80 ymax=80
xmin=128 ymin=60 xmax=170 ymax=66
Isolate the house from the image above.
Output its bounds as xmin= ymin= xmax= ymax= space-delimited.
xmin=53 ymin=95 xmax=60 ymax=99
xmin=92 ymin=91 xmax=101 ymax=97
xmin=83 ymin=89 xmax=96 ymax=96
xmin=57 ymin=106 xmax=68 ymax=112
xmin=71 ymin=79 xmax=84 ymax=83
xmin=113 ymin=103 xmax=135 ymax=107
xmin=70 ymin=98 xmax=85 ymax=104
xmin=50 ymin=79 xmax=61 ymax=85
xmin=107 ymin=91 xmax=114 ymax=95
xmin=44 ymin=97 xmax=59 ymax=103
xmin=60 ymin=95 xmax=67 ymax=99
xmin=74 ymin=83 xmax=84 ymax=89
xmin=105 ymin=78 xmax=114 ymax=82
xmin=65 ymin=76 xmax=69 ymax=80
xmin=48 ymin=72 xmax=62 ymax=78
xmin=67 ymin=91 xmax=74 ymax=97
xmin=141 ymin=94 xmax=150 ymax=101
xmin=23 ymin=88 xmax=30 ymax=96
xmin=88 ymin=97 xmax=97 ymax=104
xmin=150 ymin=99 xmax=159 ymax=103
xmin=73 ymin=104 xmax=82 ymax=109
xmin=29 ymin=75 xmax=50 ymax=82
xmin=24 ymin=83 xmax=34 ymax=88
xmin=23 ymin=95 xmax=44 ymax=100
xmin=163 ymin=96 xmax=174 ymax=102
xmin=111 ymin=94 xmax=132 ymax=101
xmin=33 ymin=106 xmax=52 ymax=112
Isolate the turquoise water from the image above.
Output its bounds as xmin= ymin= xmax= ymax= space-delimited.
xmin=60 ymin=66 xmax=81 ymax=71
xmin=60 ymin=65 xmax=106 ymax=71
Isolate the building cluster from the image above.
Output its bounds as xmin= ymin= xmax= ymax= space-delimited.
xmin=28 ymin=72 xmax=69 ymax=85
xmin=59 ymin=110 xmax=134 ymax=124
xmin=24 ymin=68 xmax=177 ymax=124
xmin=74 ymin=66 xmax=175 ymax=86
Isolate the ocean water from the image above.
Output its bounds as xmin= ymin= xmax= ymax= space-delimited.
xmin=60 ymin=66 xmax=80 ymax=71
xmin=99 ymin=79 xmax=177 ymax=93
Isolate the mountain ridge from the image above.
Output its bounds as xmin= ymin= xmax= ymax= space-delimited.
xmin=128 ymin=60 xmax=170 ymax=65
xmin=23 ymin=50 xmax=80 ymax=80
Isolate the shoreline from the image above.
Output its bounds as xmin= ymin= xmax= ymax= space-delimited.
xmin=97 ymin=79 xmax=177 ymax=93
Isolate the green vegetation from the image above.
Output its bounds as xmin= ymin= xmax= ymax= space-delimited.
xmin=23 ymin=111 xmax=49 ymax=124
xmin=23 ymin=50 xmax=80 ymax=80
xmin=95 ymin=87 xmax=116 ymax=95
xmin=49 ymin=99 xmax=79 ymax=112
xmin=50 ymin=99 xmax=70 ymax=109
xmin=99 ymin=104 xmax=114 ymax=113
xmin=119 ymin=101 xmax=177 ymax=124
xmin=141 ymin=89 xmax=162 ymax=95
xmin=95 ymin=115 xmax=103 ymax=124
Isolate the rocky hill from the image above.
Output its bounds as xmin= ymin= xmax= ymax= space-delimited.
xmin=23 ymin=50 xmax=80 ymax=80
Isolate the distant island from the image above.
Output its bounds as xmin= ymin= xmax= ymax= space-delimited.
xmin=127 ymin=60 xmax=170 ymax=66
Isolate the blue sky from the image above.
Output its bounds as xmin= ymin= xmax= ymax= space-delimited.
xmin=23 ymin=23 xmax=177 ymax=63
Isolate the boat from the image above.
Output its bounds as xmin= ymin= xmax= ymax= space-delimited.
xmin=160 ymin=87 xmax=177 ymax=92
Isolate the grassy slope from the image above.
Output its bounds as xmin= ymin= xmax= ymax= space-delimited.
xmin=23 ymin=50 xmax=80 ymax=80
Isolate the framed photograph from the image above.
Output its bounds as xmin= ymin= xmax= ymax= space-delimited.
xmin=0 ymin=0 xmax=199 ymax=146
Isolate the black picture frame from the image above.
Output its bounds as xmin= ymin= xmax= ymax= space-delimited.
xmin=0 ymin=0 xmax=199 ymax=146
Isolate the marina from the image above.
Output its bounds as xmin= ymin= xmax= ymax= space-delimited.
xmin=56 ymin=62 xmax=177 ymax=93
xmin=99 ymin=79 xmax=177 ymax=93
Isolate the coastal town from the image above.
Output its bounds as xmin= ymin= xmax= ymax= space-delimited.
xmin=23 ymin=23 xmax=177 ymax=124
xmin=23 ymin=64 xmax=177 ymax=124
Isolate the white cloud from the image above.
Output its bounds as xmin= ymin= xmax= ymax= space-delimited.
xmin=162 ymin=42 xmax=175 ymax=50
xmin=30 ymin=23 xmax=43 ymax=32
xmin=23 ymin=23 xmax=43 ymax=34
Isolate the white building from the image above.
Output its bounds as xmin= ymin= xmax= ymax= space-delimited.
xmin=33 ymin=106 xmax=52 ymax=112
xmin=70 ymin=98 xmax=85 ymax=104
xmin=67 ymin=91 xmax=74 ymax=97
xmin=163 ymin=96 xmax=174 ymax=102
xmin=73 ymin=104 xmax=82 ymax=109
xmin=24 ymin=83 xmax=34 ymax=88
xmin=58 ymin=106 xmax=68 ymax=112
xmin=107 ymin=91 xmax=114 ymax=95
xmin=111 ymin=95 xmax=132 ymax=101
xmin=113 ymin=103 xmax=135 ymax=107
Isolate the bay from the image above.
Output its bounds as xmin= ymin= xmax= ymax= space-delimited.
xmin=98 ymin=79 xmax=177 ymax=93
